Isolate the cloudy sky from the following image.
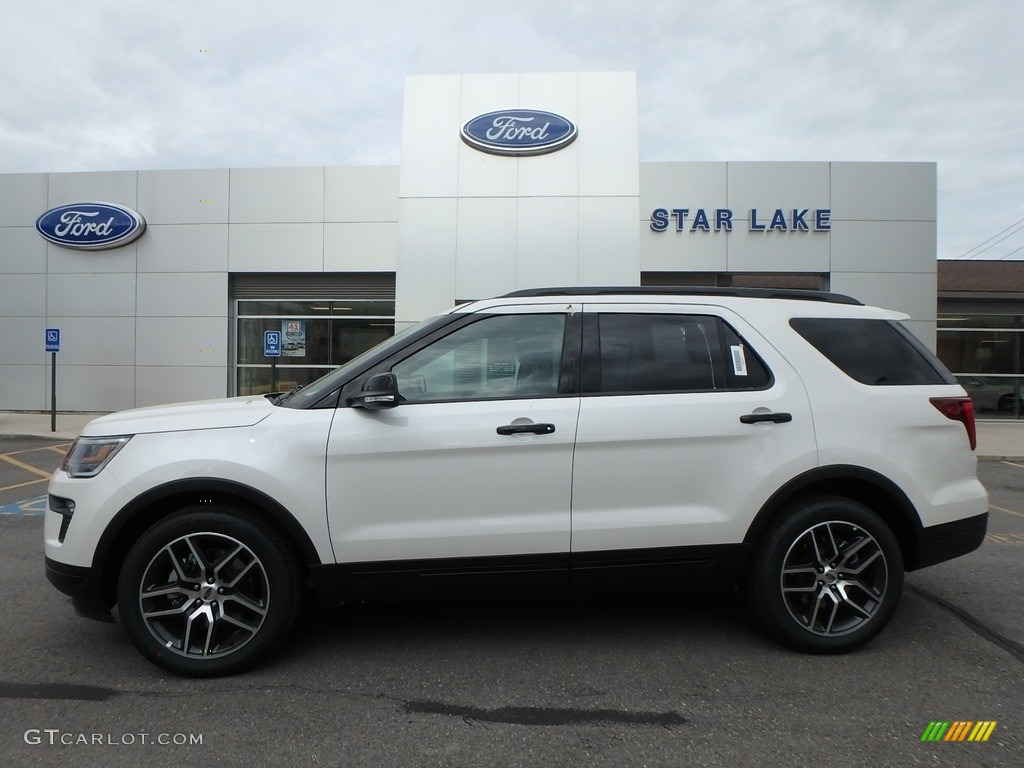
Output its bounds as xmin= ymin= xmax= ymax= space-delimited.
xmin=1 ymin=0 xmax=1021 ymax=260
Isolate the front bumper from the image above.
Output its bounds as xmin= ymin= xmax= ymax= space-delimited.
xmin=911 ymin=511 xmax=989 ymax=570
xmin=45 ymin=557 xmax=114 ymax=623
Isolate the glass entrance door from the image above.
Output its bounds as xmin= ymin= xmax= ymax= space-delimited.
xmin=235 ymin=299 xmax=395 ymax=395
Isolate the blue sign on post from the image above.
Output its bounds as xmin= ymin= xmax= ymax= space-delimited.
xmin=264 ymin=330 xmax=282 ymax=358
xmin=45 ymin=328 xmax=60 ymax=353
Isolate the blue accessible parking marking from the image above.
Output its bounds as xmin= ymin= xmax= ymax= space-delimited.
xmin=0 ymin=496 xmax=47 ymax=517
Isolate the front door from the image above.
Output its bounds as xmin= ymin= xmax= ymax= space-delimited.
xmin=325 ymin=308 xmax=581 ymax=583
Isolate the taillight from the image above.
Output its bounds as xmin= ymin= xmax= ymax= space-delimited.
xmin=930 ymin=397 xmax=977 ymax=451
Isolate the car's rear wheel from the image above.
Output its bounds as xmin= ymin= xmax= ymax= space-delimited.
xmin=116 ymin=506 xmax=302 ymax=677
xmin=747 ymin=495 xmax=903 ymax=653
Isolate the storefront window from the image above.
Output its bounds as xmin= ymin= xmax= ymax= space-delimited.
xmin=937 ymin=313 xmax=1024 ymax=419
xmin=235 ymin=300 xmax=395 ymax=395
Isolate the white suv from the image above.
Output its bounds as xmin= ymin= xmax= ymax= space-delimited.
xmin=45 ymin=287 xmax=989 ymax=676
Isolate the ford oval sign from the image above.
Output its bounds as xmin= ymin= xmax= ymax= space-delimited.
xmin=35 ymin=202 xmax=146 ymax=250
xmin=461 ymin=109 xmax=578 ymax=156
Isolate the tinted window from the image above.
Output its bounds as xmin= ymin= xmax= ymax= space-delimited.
xmin=392 ymin=314 xmax=566 ymax=403
xmin=790 ymin=318 xmax=955 ymax=386
xmin=593 ymin=314 xmax=771 ymax=394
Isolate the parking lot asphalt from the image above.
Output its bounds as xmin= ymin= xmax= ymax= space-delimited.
xmin=1 ymin=432 xmax=1022 ymax=767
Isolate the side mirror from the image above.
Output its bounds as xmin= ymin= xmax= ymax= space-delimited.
xmin=351 ymin=372 xmax=400 ymax=410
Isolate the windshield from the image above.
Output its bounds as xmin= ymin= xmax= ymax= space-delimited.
xmin=275 ymin=314 xmax=450 ymax=408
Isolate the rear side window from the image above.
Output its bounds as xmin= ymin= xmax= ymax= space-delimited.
xmin=587 ymin=314 xmax=772 ymax=394
xmin=790 ymin=318 xmax=955 ymax=386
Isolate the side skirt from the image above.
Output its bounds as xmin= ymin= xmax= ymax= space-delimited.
xmin=309 ymin=544 xmax=751 ymax=607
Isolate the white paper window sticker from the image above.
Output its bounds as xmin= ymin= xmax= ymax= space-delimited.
xmin=730 ymin=345 xmax=748 ymax=376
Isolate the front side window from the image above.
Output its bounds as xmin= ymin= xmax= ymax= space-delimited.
xmin=392 ymin=314 xmax=566 ymax=403
xmin=590 ymin=314 xmax=772 ymax=394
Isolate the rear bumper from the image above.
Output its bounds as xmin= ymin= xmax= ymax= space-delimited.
xmin=45 ymin=557 xmax=114 ymax=623
xmin=911 ymin=512 xmax=988 ymax=570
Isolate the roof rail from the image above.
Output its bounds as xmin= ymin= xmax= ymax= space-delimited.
xmin=500 ymin=286 xmax=863 ymax=305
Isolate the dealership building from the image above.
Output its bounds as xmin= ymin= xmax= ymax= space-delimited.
xmin=1 ymin=72 xmax=1020 ymax=414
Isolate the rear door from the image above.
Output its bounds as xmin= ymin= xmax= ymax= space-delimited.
xmin=570 ymin=303 xmax=817 ymax=559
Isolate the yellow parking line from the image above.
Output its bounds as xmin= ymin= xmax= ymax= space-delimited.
xmin=0 ymin=477 xmax=49 ymax=492
xmin=6 ymin=444 xmax=71 ymax=457
xmin=0 ymin=453 xmax=54 ymax=479
xmin=1000 ymin=460 xmax=1024 ymax=469
xmin=989 ymin=503 xmax=1024 ymax=519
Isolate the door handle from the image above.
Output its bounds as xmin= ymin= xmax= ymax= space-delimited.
xmin=497 ymin=423 xmax=556 ymax=436
xmin=740 ymin=412 xmax=793 ymax=424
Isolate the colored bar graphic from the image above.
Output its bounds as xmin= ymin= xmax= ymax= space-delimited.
xmin=921 ymin=721 xmax=996 ymax=742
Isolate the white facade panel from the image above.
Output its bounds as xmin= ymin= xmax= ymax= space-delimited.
xmin=830 ymin=221 xmax=936 ymax=273
xmin=400 ymin=75 xmax=461 ymax=199
xmin=395 ymin=198 xmax=458 ymax=322
xmin=578 ymin=198 xmax=640 ymax=285
xmin=137 ymin=224 xmax=229 ymax=273
xmin=324 ymin=166 xmax=399 ymax=222
xmin=727 ymin=162 xmax=831 ymax=214
xmin=455 ymin=197 xmax=518 ymax=301
xmin=137 ymin=273 xmax=227 ymax=317
xmin=1 ymin=227 xmax=47 ymax=273
xmin=229 ymin=167 xmax=324 ymax=223
xmin=51 ymin=365 xmax=135 ymax=412
xmin=47 ymin=318 xmax=136 ymax=366
xmin=578 ymin=71 xmax=639 ymax=197
xmin=47 ymin=171 xmax=137 ymax=209
xmin=138 ymin=169 xmax=229 ymax=224
xmin=228 ymin=223 xmax=323 ymax=272
xmin=0 ymin=316 xmax=46 ymax=364
xmin=324 ymin=223 xmax=398 ymax=271
xmin=135 ymin=316 xmax=227 ymax=367
xmin=516 ymin=197 xmax=579 ymax=288
xmin=639 ymin=162 xmax=728 ymax=214
xmin=135 ymin=366 xmax=226 ymax=407
xmin=0 ymin=274 xmax=45 ymax=317
xmin=639 ymin=223 xmax=728 ymax=273
xmin=0 ymin=173 xmax=48 ymax=226
xmin=726 ymin=229 xmax=831 ymax=274
xmin=831 ymin=162 xmax=936 ymax=221
xmin=47 ymin=273 xmax=136 ymax=317
xmin=0 ymin=366 xmax=46 ymax=410
xmin=46 ymin=243 xmax=137 ymax=274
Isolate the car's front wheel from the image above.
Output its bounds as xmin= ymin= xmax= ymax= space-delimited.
xmin=746 ymin=495 xmax=903 ymax=653
xmin=116 ymin=506 xmax=302 ymax=677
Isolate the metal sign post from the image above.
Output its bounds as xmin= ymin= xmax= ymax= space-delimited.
xmin=264 ymin=330 xmax=282 ymax=393
xmin=45 ymin=328 xmax=60 ymax=432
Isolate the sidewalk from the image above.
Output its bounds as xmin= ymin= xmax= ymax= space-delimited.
xmin=2 ymin=410 xmax=1022 ymax=459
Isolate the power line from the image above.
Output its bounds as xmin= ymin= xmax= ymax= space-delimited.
xmin=956 ymin=216 xmax=1024 ymax=260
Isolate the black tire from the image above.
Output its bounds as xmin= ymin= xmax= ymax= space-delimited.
xmin=746 ymin=495 xmax=903 ymax=653
xmin=116 ymin=505 xmax=302 ymax=677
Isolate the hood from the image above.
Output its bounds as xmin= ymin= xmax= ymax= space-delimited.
xmin=81 ymin=396 xmax=275 ymax=437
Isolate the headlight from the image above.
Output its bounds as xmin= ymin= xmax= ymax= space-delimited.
xmin=60 ymin=436 xmax=132 ymax=478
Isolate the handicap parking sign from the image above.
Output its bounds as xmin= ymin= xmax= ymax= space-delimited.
xmin=264 ymin=330 xmax=282 ymax=358
xmin=45 ymin=328 xmax=60 ymax=352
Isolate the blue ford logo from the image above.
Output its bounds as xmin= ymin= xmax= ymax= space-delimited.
xmin=461 ymin=109 xmax=578 ymax=156
xmin=35 ymin=202 xmax=146 ymax=250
